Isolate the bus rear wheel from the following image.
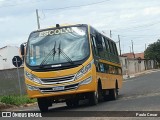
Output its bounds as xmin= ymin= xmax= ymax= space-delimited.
xmin=108 ymin=83 xmax=118 ymax=100
xmin=108 ymin=89 xmax=117 ymax=100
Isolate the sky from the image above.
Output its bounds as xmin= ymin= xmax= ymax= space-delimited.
xmin=0 ymin=0 xmax=160 ymax=54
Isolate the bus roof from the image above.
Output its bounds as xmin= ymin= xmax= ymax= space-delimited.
xmin=31 ymin=23 xmax=115 ymax=43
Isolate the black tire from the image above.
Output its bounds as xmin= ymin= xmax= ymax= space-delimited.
xmin=108 ymin=88 xmax=117 ymax=100
xmin=109 ymin=82 xmax=119 ymax=100
xmin=89 ymin=87 xmax=99 ymax=105
xmin=37 ymin=98 xmax=49 ymax=112
xmin=89 ymin=81 xmax=103 ymax=105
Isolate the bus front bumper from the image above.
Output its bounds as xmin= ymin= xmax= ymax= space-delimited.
xmin=26 ymin=76 xmax=96 ymax=99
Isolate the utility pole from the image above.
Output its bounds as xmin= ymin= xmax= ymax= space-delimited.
xmin=145 ymin=43 xmax=147 ymax=51
xmin=110 ymin=30 xmax=112 ymax=38
xmin=118 ymin=35 xmax=122 ymax=56
xmin=129 ymin=46 xmax=131 ymax=53
xmin=131 ymin=40 xmax=135 ymax=58
xmin=36 ymin=9 xmax=40 ymax=29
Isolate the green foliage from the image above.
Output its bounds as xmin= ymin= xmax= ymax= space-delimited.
xmin=0 ymin=95 xmax=36 ymax=106
xmin=144 ymin=39 xmax=160 ymax=64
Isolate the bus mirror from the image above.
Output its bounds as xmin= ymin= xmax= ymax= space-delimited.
xmin=20 ymin=44 xmax=25 ymax=56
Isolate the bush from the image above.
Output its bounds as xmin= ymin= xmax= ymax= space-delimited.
xmin=0 ymin=95 xmax=36 ymax=106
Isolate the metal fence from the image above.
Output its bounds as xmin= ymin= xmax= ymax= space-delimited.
xmin=0 ymin=67 xmax=26 ymax=95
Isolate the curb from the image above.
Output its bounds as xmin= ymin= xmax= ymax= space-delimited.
xmin=0 ymin=102 xmax=15 ymax=111
xmin=0 ymin=102 xmax=37 ymax=111
xmin=123 ymin=69 xmax=160 ymax=80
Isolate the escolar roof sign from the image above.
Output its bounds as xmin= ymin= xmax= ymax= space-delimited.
xmin=39 ymin=27 xmax=73 ymax=37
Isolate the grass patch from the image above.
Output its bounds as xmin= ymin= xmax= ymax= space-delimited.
xmin=0 ymin=95 xmax=37 ymax=106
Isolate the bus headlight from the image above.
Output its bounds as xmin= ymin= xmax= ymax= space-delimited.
xmin=25 ymin=71 xmax=41 ymax=84
xmin=26 ymin=84 xmax=39 ymax=91
xmin=75 ymin=62 xmax=92 ymax=80
xmin=79 ymin=76 xmax=92 ymax=85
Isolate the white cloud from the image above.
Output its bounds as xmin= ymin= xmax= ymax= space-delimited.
xmin=144 ymin=7 xmax=160 ymax=15
xmin=0 ymin=0 xmax=160 ymax=53
xmin=120 ymin=13 xmax=137 ymax=20
xmin=0 ymin=16 xmax=11 ymax=22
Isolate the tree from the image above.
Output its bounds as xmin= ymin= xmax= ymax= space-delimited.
xmin=144 ymin=39 xmax=160 ymax=64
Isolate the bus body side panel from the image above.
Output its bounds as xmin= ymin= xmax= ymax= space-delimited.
xmin=96 ymin=73 xmax=123 ymax=90
xmin=110 ymin=74 xmax=123 ymax=89
xmin=96 ymin=72 xmax=111 ymax=89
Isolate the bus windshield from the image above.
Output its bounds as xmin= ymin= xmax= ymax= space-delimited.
xmin=26 ymin=26 xmax=89 ymax=66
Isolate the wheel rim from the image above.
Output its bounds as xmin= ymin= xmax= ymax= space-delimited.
xmin=114 ymin=89 xmax=117 ymax=98
xmin=95 ymin=91 xmax=98 ymax=99
xmin=94 ymin=90 xmax=99 ymax=103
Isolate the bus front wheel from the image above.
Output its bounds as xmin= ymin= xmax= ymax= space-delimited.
xmin=37 ymin=98 xmax=50 ymax=112
xmin=89 ymin=91 xmax=98 ymax=105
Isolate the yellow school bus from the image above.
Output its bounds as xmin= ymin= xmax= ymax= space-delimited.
xmin=20 ymin=24 xmax=123 ymax=112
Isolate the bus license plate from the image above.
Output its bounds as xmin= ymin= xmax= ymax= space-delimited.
xmin=52 ymin=86 xmax=64 ymax=91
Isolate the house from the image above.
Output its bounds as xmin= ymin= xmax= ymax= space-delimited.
xmin=120 ymin=52 xmax=158 ymax=75
xmin=0 ymin=46 xmax=20 ymax=70
xmin=121 ymin=52 xmax=144 ymax=59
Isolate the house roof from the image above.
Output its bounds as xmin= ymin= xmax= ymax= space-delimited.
xmin=122 ymin=52 xmax=144 ymax=59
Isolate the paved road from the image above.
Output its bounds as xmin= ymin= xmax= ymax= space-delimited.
xmin=7 ymin=70 xmax=160 ymax=119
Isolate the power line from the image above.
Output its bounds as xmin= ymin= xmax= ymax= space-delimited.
xmin=0 ymin=0 xmax=48 ymax=8
xmin=42 ymin=0 xmax=110 ymax=11
xmin=121 ymin=35 xmax=159 ymax=37
xmin=114 ymin=20 xmax=160 ymax=31
xmin=120 ymin=36 xmax=160 ymax=39
xmin=121 ymin=34 xmax=160 ymax=37
xmin=0 ymin=0 xmax=12 ymax=2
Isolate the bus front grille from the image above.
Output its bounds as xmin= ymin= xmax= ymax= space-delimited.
xmin=40 ymin=75 xmax=75 ymax=84
xmin=39 ymin=83 xmax=79 ymax=93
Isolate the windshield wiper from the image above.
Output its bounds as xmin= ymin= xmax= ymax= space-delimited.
xmin=58 ymin=41 xmax=74 ymax=65
xmin=40 ymin=41 xmax=57 ymax=67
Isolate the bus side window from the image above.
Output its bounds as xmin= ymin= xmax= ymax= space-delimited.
xmin=101 ymin=37 xmax=108 ymax=59
xmin=118 ymin=68 xmax=122 ymax=75
xmin=107 ymin=39 xmax=112 ymax=53
xmin=96 ymin=34 xmax=104 ymax=58
xmin=101 ymin=37 xmax=106 ymax=50
xmin=91 ymin=36 xmax=99 ymax=56
xmin=115 ymin=67 xmax=118 ymax=75
xmin=108 ymin=41 xmax=114 ymax=54
xmin=111 ymin=42 xmax=117 ymax=56
xmin=105 ymin=64 xmax=109 ymax=73
xmin=113 ymin=43 xmax=118 ymax=56
xmin=104 ymin=38 xmax=109 ymax=52
xmin=109 ymin=65 xmax=115 ymax=74
xmin=99 ymin=63 xmax=105 ymax=73
xmin=112 ymin=42 xmax=120 ymax=63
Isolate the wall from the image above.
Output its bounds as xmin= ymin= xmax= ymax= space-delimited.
xmin=120 ymin=56 xmax=157 ymax=75
xmin=0 ymin=46 xmax=19 ymax=70
xmin=120 ymin=56 xmax=128 ymax=75
xmin=0 ymin=56 xmax=3 ymax=69
xmin=0 ymin=67 xmax=26 ymax=95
